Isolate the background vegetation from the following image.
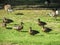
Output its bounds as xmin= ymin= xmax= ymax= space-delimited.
xmin=0 ymin=9 xmax=60 ymax=45
xmin=0 ymin=0 xmax=60 ymax=45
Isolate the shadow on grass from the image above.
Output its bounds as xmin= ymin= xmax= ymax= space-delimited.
xmin=36 ymin=34 xmax=44 ymax=36
xmin=6 ymin=27 xmax=12 ymax=29
xmin=15 ymin=13 xmax=24 ymax=15
xmin=21 ymin=31 xmax=28 ymax=32
xmin=48 ymin=32 xmax=58 ymax=35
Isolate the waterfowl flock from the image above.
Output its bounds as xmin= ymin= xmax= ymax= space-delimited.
xmin=1 ymin=16 xmax=53 ymax=35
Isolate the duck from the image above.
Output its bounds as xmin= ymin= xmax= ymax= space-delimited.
xmin=3 ymin=17 xmax=13 ymax=23
xmin=42 ymin=26 xmax=52 ymax=32
xmin=29 ymin=27 xmax=39 ymax=35
xmin=13 ymin=22 xmax=23 ymax=31
xmin=38 ymin=19 xmax=47 ymax=27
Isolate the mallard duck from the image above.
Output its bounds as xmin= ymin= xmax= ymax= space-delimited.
xmin=38 ymin=19 xmax=47 ymax=27
xmin=29 ymin=27 xmax=39 ymax=35
xmin=42 ymin=26 xmax=52 ymax=32
xmin=3 ymin=17 xmax=13 ymax=23
xmin=13 ymin=22 xmax=23 ymax=31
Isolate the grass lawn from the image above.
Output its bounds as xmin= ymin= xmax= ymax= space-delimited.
xmin=0 ymin=9 xmax=60 ymax=45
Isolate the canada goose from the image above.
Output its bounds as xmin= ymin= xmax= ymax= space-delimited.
xmin=38 ymin=19 xmax=47 ymax=27
xmin=42 ymin=26 xmax=52 ymax=32
xmin=13 ymin=22 xmax=23 ymax=31
xmin=29 ymin=27 xmax=39 ymax=35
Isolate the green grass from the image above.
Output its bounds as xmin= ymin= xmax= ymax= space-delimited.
xmin=0 ymin=9 xmax=60 ymax=45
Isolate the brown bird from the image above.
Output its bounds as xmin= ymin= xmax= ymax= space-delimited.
xmin=3 ymin=17 xmax=13 ymax=23
xmin=38 ymin=19 xmax=47 ymax=27
xmin=29 ymin=27 xmax=39 ymax=35
xmin=42 ymin=26 xmax=52 ymax=32
xmin=13 ymin=22 xmax=23 ymax=31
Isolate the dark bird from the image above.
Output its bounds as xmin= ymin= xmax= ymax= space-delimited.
xmin=3 ymin=17 xmax=13 ymax=23
xmin=13 ymin=22 xmax=23 ymax=31
xmin=29 ymin=27 xmax=39 ymax=35
xmin=42 ymin=26 xmax=52 ymax=32
xmin=38 ymin=19 xmax=47 ymax=27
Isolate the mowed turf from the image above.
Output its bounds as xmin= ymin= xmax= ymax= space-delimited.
xmin=0 ymin=9 xmax=60 ymax=45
